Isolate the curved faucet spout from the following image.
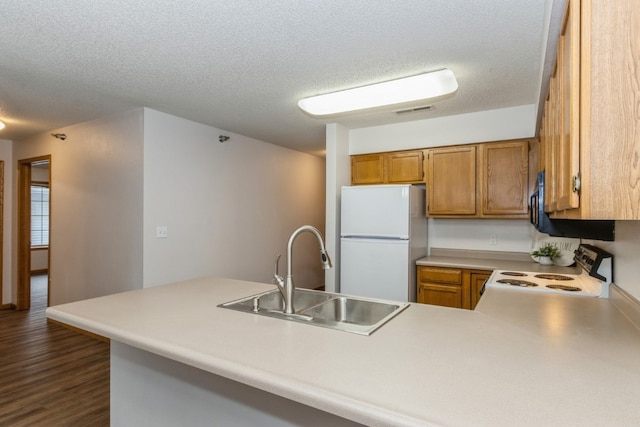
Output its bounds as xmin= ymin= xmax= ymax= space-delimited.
xmin=283 ymin=225 xmax=332 ymax=314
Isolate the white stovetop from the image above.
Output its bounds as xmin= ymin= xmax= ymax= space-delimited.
xmin=487 ymin=269 xmax=605 ymax=297
xmin=46 ymin=277 xmax=640 ymax=427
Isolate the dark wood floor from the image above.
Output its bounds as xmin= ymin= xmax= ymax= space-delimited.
xmin=0 ymin=275 xmax=110 ymax=426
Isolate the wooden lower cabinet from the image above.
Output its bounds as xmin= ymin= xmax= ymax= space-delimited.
xmin=417 ymin=266 xmax=491 ymax=310
xmin=470 ymin=272 xmax=491 ymax=310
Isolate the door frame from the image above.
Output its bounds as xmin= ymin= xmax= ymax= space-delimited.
xmin=17 ymin=155 xmax=51 ymax=310
xmin=0 ymin=161 xmax=4 ymax=308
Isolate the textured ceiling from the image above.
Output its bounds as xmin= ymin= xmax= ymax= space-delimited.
xmin=0 ymin=1 xmax=565 ymax=155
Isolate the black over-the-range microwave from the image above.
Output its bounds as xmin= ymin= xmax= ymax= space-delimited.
xmin=530 ymin=171 xmax=615 ymax=241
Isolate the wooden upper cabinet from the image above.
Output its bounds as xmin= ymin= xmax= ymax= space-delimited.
xmin=351 ymin=150 xmax=424 ymax=185
xmin=427 ymin=140 xmax=530 ymax=219
xmin=557 ymin=1 xmax=580 ymax=211
xmin=387 ymin=151 xmax=424 ymax=183
xmin=542 ymin=0 xmax=640 ymax=219
xmin=427 ymin=146 xmax=477 ymax=216
xmin=545 ymin=0 xmax=580 ymax=213
xmin=479 ymin=140 xmax=529 ymax=217
xmin=351 ymin=154 xmax=384 ymax=185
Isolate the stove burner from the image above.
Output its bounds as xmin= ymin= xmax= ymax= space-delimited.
xmin=496 ymin=279 xmax=538 ymax=287
xmin=500 ymin=272 xmax=528 ymax=277
xmin=534 ymin=274 xmax=574 ymax=281
xmin=546 ymin=284 xmax=582 ymax=292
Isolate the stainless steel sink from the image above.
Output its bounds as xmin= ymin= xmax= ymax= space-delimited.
xmin=221 ymin=288 xmax=333 ymax=312
xmin=299 ymin=296 xmax=400 ymax=325
xmin=218 ymin=288 xmax=409 ymax=335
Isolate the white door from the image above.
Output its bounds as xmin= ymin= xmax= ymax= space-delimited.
xmin=341 ymin=185 xmax=411 ymax=239
xmin=340 ymin=238 xmax=409 ymax=301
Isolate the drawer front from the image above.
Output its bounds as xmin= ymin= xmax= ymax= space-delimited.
xmin=418 ymin=267 xmax=462 ymax=284
xmin=418 ymin=283 xmax=463 ymax=308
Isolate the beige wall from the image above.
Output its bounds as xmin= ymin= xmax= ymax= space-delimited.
xmin=12 ymin=110 xmax=145 ymax=305
xmin=4 ymin=108 xmax=326 ymax=305
xmin=0 ymin=139 xmax=12 ymax=305
xmin=143 ymin=109 xmax=326 ymax=289
xmin=31 ymin=249 xmax=48 ymax=273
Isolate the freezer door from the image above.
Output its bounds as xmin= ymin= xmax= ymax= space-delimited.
xmin=341 ymin=185 xmax=411 ymax=239
xmin=340 ymin=238 xmax=412 ymax=301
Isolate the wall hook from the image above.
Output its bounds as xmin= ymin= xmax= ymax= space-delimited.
xmin=218 ymin=135 xmax=230 ymax=143
xmin=51 ymin=133 xmax=67 ymax=140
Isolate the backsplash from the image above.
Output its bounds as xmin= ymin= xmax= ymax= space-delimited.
xmin=428 ymin=218 xmax=534 ymax=253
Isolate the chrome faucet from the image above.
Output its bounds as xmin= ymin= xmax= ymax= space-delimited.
xmin=273 ymin=225 xmax=332 ymax=314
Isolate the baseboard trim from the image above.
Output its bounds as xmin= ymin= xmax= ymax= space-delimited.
xmin=47 ymin=318 xmax=111 ymax=344
xmin=609 ymin=284 xmax=640 ymax=331
xmin=30 ymin=269 xmax=49 ymax=276
xmin=0 ymin=303 xmax=17 ymax=310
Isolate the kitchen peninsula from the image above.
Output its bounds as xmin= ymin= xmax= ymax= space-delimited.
xmin=47 ymin=276 xmax=640 ymax=426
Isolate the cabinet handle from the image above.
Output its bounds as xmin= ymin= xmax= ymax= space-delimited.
xmin=572 ymin=175 xmax=581 ymax=193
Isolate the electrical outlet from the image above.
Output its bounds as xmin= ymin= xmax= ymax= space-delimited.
xmin=156 ymin=226 xmax=168 ymax=238
xmin=489 ymin=234 xmax=497 ymax=245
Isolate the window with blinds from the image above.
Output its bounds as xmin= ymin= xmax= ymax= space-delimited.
xmin=31 ymin=184 xmax=49 ymax=247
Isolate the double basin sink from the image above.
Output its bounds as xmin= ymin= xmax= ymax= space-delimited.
xmin=218 ymin=288 xmax=409 ymax=335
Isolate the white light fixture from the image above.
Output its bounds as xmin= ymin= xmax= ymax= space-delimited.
xmin=0 ymin=120 xmax=5 ymax=130
xmin=298 ymin=68 xmax=458 ymax=118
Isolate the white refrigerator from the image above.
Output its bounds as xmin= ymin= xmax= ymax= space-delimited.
xmin=340 ymin=184 xmax=427 ymax=302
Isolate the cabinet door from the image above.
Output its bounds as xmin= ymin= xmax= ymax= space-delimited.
xmin=387 ymin=150 xmax=424 ymax=183
xmin=470 ymin=272 xmax=491 ymax=310
xmin=351 ymin=154 xmax=384 ymax=185
xmin=427 ymin=146 xmax=477 ymax=216
xmin=479 ymin=141 xmax=529 ymax=217
xmin=554 ymin=0 xmax=580 ymax=211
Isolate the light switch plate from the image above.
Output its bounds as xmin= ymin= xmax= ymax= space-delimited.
xmin=156 ymin=226 xmax=168 ymax=238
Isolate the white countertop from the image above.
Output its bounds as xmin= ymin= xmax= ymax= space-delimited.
xmin=46 ymin=277 xmax=640 ymax=426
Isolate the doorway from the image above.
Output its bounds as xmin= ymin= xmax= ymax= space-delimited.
xmin=17 ymin=156 xmax=51 ymax=310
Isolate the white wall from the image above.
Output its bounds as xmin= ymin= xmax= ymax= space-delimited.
xmin=349 ymin=104 xmax=536 ymax=154
xmin=324 ymin=124 xmax=351 ymax=292
xmin=428 ymin=219 xmax=534 ymax=253
xmin=0 ymin=139 xmax=12 ymax=305
xmin=12 ymin=110 xmax=144 ymax=305
xmin=143 ymin=109 xmax=326 ymax=289
xmin=325 ymin=104 xmax=539 ymax=276
xmin=582 ymin=221 xmax=640 ymax=301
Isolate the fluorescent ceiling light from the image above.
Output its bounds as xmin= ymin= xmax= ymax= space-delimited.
xmin=298 ymin=69 xmax=458 ymax=118
xmin=0 ymin=120 xmax=5 ymax=130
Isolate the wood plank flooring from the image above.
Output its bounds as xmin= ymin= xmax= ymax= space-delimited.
xmin=0 ymin=275 xmax=110 ymax=426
